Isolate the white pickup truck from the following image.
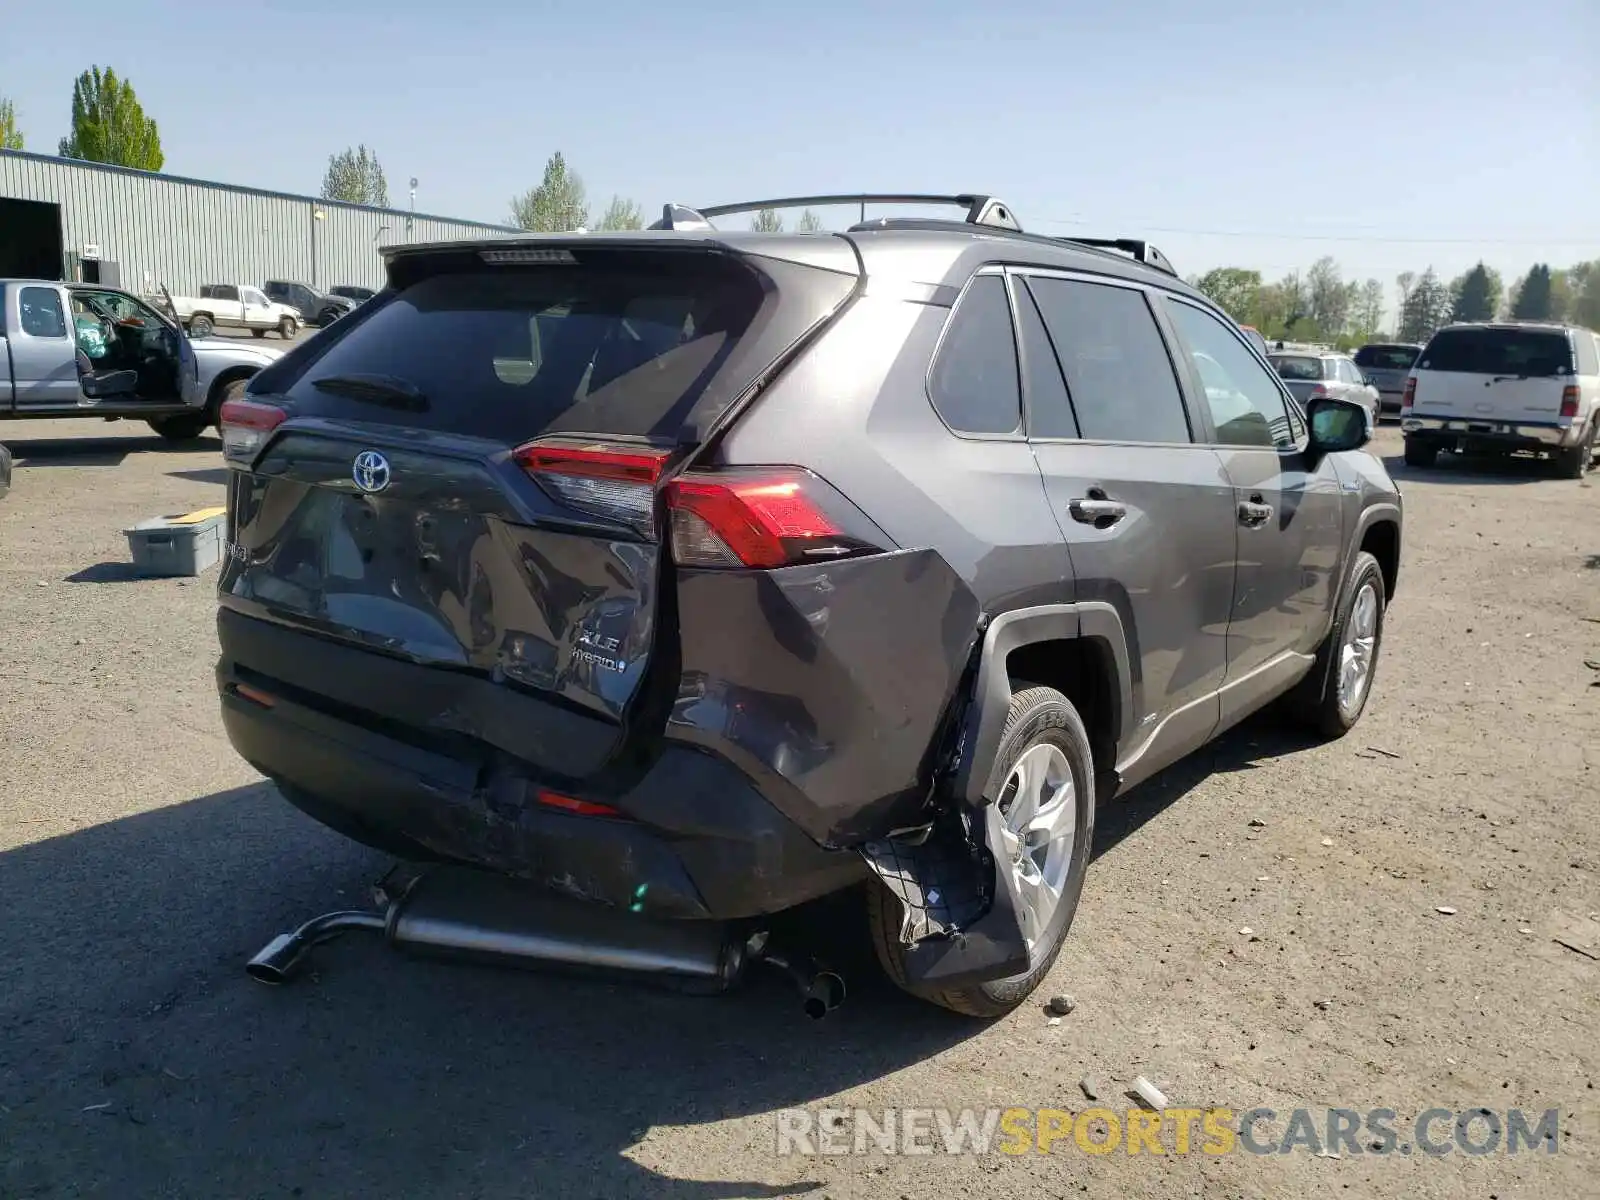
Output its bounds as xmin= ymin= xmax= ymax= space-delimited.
xmin=167 ymin=284 xmax=302 ymax=339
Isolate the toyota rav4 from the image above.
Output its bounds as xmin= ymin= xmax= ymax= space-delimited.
xmin=217 ymin=193 xmax=1402 ymax=1016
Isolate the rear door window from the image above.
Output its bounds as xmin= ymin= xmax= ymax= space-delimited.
xmin=1418 ymin=327 xmax=1574 ymax=377
xmin=267 ymin=256 xmax=796 ymax=444
xmin=928 ymin=274 xmax=1022 ymax=435
xmin=1354 ymin=345 xmax=1418 ymax=370
xmin=1023 ymin=276 xmax=1191 ymax=443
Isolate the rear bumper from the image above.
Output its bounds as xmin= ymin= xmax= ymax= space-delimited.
xmin=1401 ymin=415 xmax=1575 ymax=450
xmin=219 ymin=651 xmax=868 ymax=920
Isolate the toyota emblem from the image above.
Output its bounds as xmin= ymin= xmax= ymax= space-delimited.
xmin=352 ymin=450 xmax=391 ymax=493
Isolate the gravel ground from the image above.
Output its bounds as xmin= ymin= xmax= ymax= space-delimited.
xmin=0 ymin=418 xmax=1595 ymax=1199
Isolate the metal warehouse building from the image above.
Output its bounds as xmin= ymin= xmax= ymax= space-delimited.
xmin=0 ymin=149 xmax=513 ymax=297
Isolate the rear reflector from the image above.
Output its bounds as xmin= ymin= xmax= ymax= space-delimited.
xmin=219 ymin=398 xmax=288 ymax=464
xmin=514 ymin=437 xmax=670 ymax=532
xmin=664 ymin=468 xmax=886 ymax=570
xmin=1560 ymin=386 xmax=1580 ymax=419
xmin=536 ymin=789 xmax=624 ymax=818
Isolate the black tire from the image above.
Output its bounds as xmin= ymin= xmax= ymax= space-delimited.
xmin=868 ymin=686 xmax=1096 ymax=1018
xmin=1555 ymin=421 xmax=1595 ymax=480
xmin=251 ymin=328 xmax=266 ymax=339
xmin=277 ymin=316 xmax=298 ymax=340
xmin=0 ymin=442 xmax=12 ymax=499
xmin=188 ymin=313 xmax=215 ymax=338
xmin=1288 ymin=550 xmax=1387 ymax=738
xmin=147 ymin=412 xmax=211 ymax=442
xmin=1403 ymin=439 xmax=1437 ymax=468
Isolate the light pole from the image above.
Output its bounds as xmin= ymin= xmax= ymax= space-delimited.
xmin=408 ymin=177 xmax=417 ymax=241
xmin=310 ymin=206 xmax=326 ymax=287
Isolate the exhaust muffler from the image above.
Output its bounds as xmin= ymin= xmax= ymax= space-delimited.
xmin=246 ymin=868 xmax=842 ymax=1014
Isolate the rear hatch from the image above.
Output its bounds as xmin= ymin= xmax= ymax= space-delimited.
xmin=1269 ymin=354 xmax=1330 ymax=405
xmin=218 ymin=237 xmax=861 ymax=775
xmin=1410 ymin=326 xmax=1575 ymax=424
xmin=1353 ymin=343 xmax=1418 ymax=394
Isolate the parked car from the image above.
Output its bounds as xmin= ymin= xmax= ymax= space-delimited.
xmin=220 ymin=194 xmax=1401 ymax=1017
xmin=327 ymin=284 xmax=377 ymax=305
xmin=1268 ymin=349 xmax=1381 ymax=424
xmin=1354 ymin=342 xmax=1422 ymax=414
xmin=0 ymin=440 xmax=11 ymax=499
xmin=1401 ymin=321 xmax=1600 ymax=478
xmin=168 ymin=284 xmax=301 ymax=339
xmin=0 ymin=279 xmax=284 ymax=440
xmin=263 ymin=280 xmax=356 ymax=328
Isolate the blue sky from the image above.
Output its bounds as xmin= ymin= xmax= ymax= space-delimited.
xmin=3 ymin=0 xmax=1596 ymax=309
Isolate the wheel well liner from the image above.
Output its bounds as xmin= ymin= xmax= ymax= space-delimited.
xmin=1360 ymin=517 xmax=1400 ymax=600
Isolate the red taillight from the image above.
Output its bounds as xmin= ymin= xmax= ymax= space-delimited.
xmin=514 ymin=436 xmax=670 ymax=531
xmin=1308 ymin=385 xmax=1329 ymax=399
xmin=535 ymin=789 xmax=624 ymax=819
xmin=1401 ymin=376 xmax=1417 ymax=414
xmin=664 ymin=468 xmax=884 ymax=570
xmin=219 ymin=398 xmax=287 ymax=464
xmin=1560 ymin=386 xmax=1580 ymax=419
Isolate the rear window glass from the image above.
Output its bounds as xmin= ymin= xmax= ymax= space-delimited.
xmin=272 ymin=262 xmax=772 ymax=441
xmin=1354 ymin=345 xmax=1419 ymax=369
xmin=1270 ymin=355 xmax=1325 ymax=381
xmin=1418 ymin=328 xmax=1573 ymax=377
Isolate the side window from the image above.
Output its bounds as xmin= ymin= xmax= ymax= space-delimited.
xmin=927 ymin=274 xmax=1022 ymax=435
xmin=1342 ymin=359 xmax=1363 ymax=384
xmin=19 ymin=287 xmax=68 ymax=338
xmin=1016 ymin=284 xmax=1078 ymax=438
xmin=1573 ymin=331 xmax=1599 ymax=376
xmin=1024 ymin=276 xmax=1191 ymax=443
xmin=1164 ymin=299 xmax=1295 ymax=449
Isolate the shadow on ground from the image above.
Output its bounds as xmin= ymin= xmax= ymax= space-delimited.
xmin=0 ymin=786 xmax=974 ymax=1199
xmin=1380 ymin=449 xmax=1574 ymax=487
xmin=8 ymin=433 xmax=221 ymax=468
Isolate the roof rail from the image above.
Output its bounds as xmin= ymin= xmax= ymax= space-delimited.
xmin=1055 ymin=237 xmax=1177 ymax=277
xmin=647 ymin=203 xmax=718 ymax=231
xmin=670 ymin=193 xmax=1022 ymax=232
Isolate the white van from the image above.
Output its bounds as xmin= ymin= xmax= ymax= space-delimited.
xmin=1400 ymin=321 xmax=1600 ymax=478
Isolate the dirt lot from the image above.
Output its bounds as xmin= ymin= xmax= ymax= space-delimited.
xmin=0 ymin=419 xmax=1595 ymax=1199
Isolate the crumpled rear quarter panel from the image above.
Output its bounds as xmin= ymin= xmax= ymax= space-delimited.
xmin=666 ymin=548 xmax=982 ymax=847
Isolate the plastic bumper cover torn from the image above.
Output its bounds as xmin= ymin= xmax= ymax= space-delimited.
xmin=860 ymin=803 xmax=1030 ymax=989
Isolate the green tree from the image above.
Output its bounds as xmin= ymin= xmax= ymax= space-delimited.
xmin=1395 ymin=272 xmax=1416 ymax=326
xmin=1352 ymin=279 xmax=1385 ymax=340
xmin=509 ymin=152 xmax=588 ymax=231
xmin=1306 ymin=256 xmax=1351 ymax=336
xmin=320 ymin=144 xmax=389 ymax=207
xmin=1566 ymin=260 xmax=1600 ymax=330
xmin=1510 ymin=264 xmax=1554 ymax=320
xmin=57 ymin=67 xmax=163 ymax=170
xmin=0 ymin=96 xmax=23 ymax=150
xmin=797 ymin=208 xmax=824 ymax=232
xmin=594 ymin=195 xmax=644 ymax=231
xmin=1399 ymin=267 xmax=1451 ymax=343
xmin=1194 ymin=267 xmax=1261 ymax=323
xmin=1449 ymin=262 xmax=1501 ymax=323
xmin=751 ymin=208 xmax=784 ymax=232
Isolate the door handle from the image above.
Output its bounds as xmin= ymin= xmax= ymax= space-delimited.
xmin=1238 ymin=495 xmax=1273 ymax=527
xmin=1068 ymin=494 xmax=1127 ymax=526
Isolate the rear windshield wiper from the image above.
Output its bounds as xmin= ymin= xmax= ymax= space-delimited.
xmin=309 ymin=373 xmax=429 ymax=412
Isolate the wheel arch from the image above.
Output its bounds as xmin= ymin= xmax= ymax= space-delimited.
xmin=205 ymin=365 xmax=261 ymax=412
xmin=952 ymin=602 xmax=1134 ymax=807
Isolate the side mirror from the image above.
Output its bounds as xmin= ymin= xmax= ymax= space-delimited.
xmin=1306 ymin=396 xmax=1371 ymax=454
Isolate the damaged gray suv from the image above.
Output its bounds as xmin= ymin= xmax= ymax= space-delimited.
xmin=217 ymin=194 xmax=1402 ymax=1017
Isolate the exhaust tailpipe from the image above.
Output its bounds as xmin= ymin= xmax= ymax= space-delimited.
xmin=758 ymin=950 xmax=846 ymax=1019
xmin=245 ymin=911 xmax=386 ymax=985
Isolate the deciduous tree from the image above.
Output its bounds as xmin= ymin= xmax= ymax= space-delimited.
xmin=751 ymin=208 xmax=784 ymax=232
xmin=0 ymin=96 xmax=22 ymax=150
xmin=509 ymin=152 xmax=589 ymax=232
xmin=1194 ymin=267 xmax=1262 ymax=323
xmin=57 ymin=67 xmax=163 ymax=170
xmin=320 ymin=144 xmax=389 ymax=207
xmin=594 ymin=195 xmax=644 ymax=231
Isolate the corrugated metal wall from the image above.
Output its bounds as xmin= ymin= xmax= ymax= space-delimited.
xmin=0 ymin=149 xmax=513 ymax=297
